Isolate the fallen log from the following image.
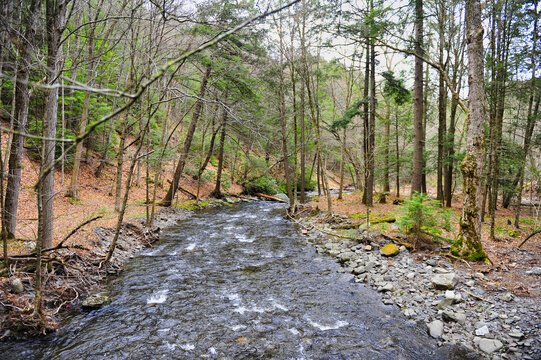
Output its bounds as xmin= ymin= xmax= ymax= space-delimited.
xmin=178 ymin=186 xmax=197 ymax=199
xmin=255 ymin=193 xmax=287 ymax=203
xmin=331 ymin=216 xmax=396 ymax=230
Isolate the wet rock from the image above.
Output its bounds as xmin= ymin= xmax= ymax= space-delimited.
xmin=427 ymin=320 xmax=444 ymax=338
xmin=9 ymin=278 xmax=24 ymax=294
xmin=475 ymin=325 xmax=490 ymax=336
xmin=82 ymin=292 xmax=111 ymax=309
xmin=380 ymin=244 xmax=399 ymax=257
xmin=431 ymin=273 xmax=459 ymax=290
xmin=478 ymin=338 xmax=503 ymax=354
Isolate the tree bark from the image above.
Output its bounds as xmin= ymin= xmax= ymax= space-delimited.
xmin=211 ymin=108 xmax=227 ymax=199
xmin=411 ymin=0 xmax=424 ymax=195
xmin=39 ymin=0 xmax=67 ymax=250
xmin=451 ymin=0 xmax=488 ymax=262
xmin=3 ymin=0 xmax=42 ymax=239
xmin=514 ymin=0 xmax=538 ymax=228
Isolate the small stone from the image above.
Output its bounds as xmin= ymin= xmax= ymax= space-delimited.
xmin=432 ymin=273 xmax=459 ymax=290
xmin=364 ymin=245 xmax=372 ymax=251
xmin=406 ymin=272 xmax=416 ymax=280
xmin=499 ymin=292 xmax=513 ymax=302
xmin=377 ymin=283 xmax=395 ymax=292
xmin=442 ymin=310 xmax=466 ymax=323
xmin=478 ymin=338 xmax=503 ymax=354
xmin=434 ymin=267 xmax=449 ymax=274
xmin=8 ymin=278 xmax=24 ymax=294
xmin=82 ymin=292 xmax=111 ymax=309
xmin=466 ymin=280 xmax=475 ymax=287
xmin=508 ymin=330 xmax=524 ymax=339
xmin=427 ymin=320 xmax=444 ymax=338
xmin=437 ymin=298 xmax=455 ymax=309
xmin=352 ymin=266 xmax=366 ymax=275
xmin=475 ymin=272 xmax=485 ymax=279
xmin=399 ymin=245 xmax=407 ymax=252
xmin=380 ymin=244 xmax=399 ymax=257
xmin=526 ymin=267 xmax=541 ymax=276
xmin=475 ymin=325 xmax=490 ymax=336
xmin=404 ymin=308 xmax=416 ymax=318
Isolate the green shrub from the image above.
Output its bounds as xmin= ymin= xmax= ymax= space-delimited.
xmin=397 ymin=193 xmax=451 ymax=238
xmin=243 ymin=175 xmax=278 ymax=195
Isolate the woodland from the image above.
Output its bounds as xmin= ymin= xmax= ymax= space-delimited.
xmin=0 ymin=0 xmax=539 ymax=336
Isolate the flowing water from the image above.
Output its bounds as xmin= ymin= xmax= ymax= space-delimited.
xmin=1 ymin=202 xmax=479 ymax=359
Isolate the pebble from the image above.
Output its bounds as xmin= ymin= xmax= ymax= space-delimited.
xmin=478 ymin=338 xmax=504 ymax=354
xmin=427 ymin=320 xmax=444 ymax=338
xmin=475 ymin=325 xmax=490 ymax=336
xmin=431 ymin=273 xmax=459 ymax=290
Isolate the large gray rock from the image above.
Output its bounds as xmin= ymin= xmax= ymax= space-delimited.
xmin=273 ymin=193 xmax=290 ymax=202
xmin=82 ymin=292 xmax=111 ymax=309
xmin=427 ymin=320 xmax=444 ymax=338
xmin=478 ymin=338 xmax=503 ymax=354
xmin=9 ymin=278 xmax=24 ymax=294
xmin=431 ymin=273 xmax=459 ymax=290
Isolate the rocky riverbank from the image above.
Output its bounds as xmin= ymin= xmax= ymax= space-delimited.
xmin=0 ymin=206 xmax=193 ymax=338
xmin=296 ymin=212 xmax=541 ymax=360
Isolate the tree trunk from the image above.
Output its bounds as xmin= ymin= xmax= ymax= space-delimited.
xmin=211 ymin=108 xmax=227 ymax=199
xmin=437 ymin=9 xmax=447 ymax=202
xmin=395 ymin=109 xmax=400 ymax=198
xmin=514 ymin=0 xmax=538 ymax=228
xmin=162 ymin=64 xmax=211 ymax=206
xmin=451 ymin=0 xmax=488 ymax=262
xmin=38 ymin=0 xmax=67 ymax=250
xmin=411 ymin=0 xmax=424 ymax=195
xmin=3 ymin=0 xmax=42 ymax=239
xmin=362 ymin=41 xmax=370 ymax=205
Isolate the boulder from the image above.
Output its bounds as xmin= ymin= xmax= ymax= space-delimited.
xmin=82 ymin=292 xmax=111 ymax=309
xmin=478 ymin=338 xmax=503 ymax=354
xmin=380 ymin=244 xmax=399 ymax=257
xmin=427 ymin=320 xmax=444 ymax=338
xmin=431 ymin=273 xmax=459 ymax=290
xmin=273 ymin=193 xmax=290 ymax=202
xmin=9 ymin=278 xmax=24 ymax=294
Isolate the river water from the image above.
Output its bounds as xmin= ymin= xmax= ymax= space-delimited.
xmin=1 ymin=202 xmax=479 ymax=359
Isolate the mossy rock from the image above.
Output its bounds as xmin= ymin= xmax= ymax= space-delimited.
xmin=380 ymin=244 xmax=399 ymax=257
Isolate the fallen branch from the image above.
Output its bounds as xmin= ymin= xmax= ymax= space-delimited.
xmin=178 ymin=186 xmax=197 ymax=199
xmin=464 ymin=290 xmax=494 ymax=304
xmin=518 ymin=228 xmax=541 ymax=248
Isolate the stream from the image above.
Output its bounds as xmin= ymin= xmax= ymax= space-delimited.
xmin=1 ymin=202 xmax=478 ymax=359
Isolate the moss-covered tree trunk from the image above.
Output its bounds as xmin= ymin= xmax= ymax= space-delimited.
xmin=451 ymin=0 xmax=488 ymax=262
